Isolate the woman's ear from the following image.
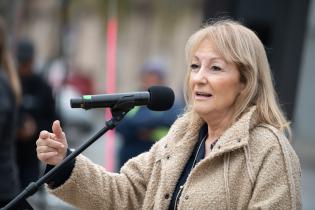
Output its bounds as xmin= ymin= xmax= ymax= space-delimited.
xmin=240 ymin=82 xmax=246 ymax=92
xmin=238 ymin=70 xmax=246 ymax=93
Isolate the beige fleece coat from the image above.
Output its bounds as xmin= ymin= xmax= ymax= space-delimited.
xmin=48 ymin=107 xmax=301 ymax=210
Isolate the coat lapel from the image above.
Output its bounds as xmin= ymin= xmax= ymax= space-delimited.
xmin=204 ymin=106 xmax=257 ymax=156
xmin=157 ymin=115 xmax=203 ymax=204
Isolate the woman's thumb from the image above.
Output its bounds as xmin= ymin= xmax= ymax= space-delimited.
xmin=52 ymin=120 xmax=63 ymax=140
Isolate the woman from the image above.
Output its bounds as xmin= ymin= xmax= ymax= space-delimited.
xmin=36 ymin=19 xmax=301 ymax=209
xmin=0 ymin=17 xmax=22 ymax=207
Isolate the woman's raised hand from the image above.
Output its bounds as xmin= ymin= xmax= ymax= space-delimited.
xmin=36 ymin=120 xmax=68 ymax=166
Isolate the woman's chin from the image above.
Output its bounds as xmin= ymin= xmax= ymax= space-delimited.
xmin=193 ymin=106 xmax=214 ymax=117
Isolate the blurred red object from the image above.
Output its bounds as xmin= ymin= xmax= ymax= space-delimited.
xmin=66 ymin=70 xmax=93 ymax=95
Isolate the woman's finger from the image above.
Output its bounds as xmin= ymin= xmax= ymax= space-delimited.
xmin=52 ymin=120 xmax=64 ymax=141
xmin=37 ymin=152 xmax=58 ymax=161
xmin=36 ymin=145 xmax=56 ymax=154
xmin=36 ymin=139 xmax=47 ymax=147
xmin=39 ymin=130 xmax=49 ymax=139
xmin=37 ymin=139 xmax=64 ymax=149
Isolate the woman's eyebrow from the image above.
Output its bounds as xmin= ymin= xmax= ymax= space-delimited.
xmin=193 ymin=54 xmax=226 ymax=64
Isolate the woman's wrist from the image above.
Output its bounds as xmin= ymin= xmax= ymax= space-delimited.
xmin=45 ymin=148 xmax=76 ymax=188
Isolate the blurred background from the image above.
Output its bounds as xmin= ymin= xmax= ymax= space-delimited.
xmin=0 ymin=0 xmax=314 ymax=209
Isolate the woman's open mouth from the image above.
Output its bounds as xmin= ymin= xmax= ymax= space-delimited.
xmin=195 ymin=91 xmax=212 ymax=99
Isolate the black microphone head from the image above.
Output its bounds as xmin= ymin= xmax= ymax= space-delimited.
xmin=147 ymin=86 xmax=175 ymax=111
xmin=70 ymin=98 xmax=83 ymax=108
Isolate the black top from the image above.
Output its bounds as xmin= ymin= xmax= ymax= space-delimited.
xmin=16 ymin=74 xmax=56 ymax=189
xmin=17 ymin=74 xmax=56 ymax=162
xmin=168 ymin=124 xmax=209 ymax=210
xmin=0 ymin=70 xmax=20 ymax=200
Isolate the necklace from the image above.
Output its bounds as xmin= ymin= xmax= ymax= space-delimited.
xmin=190 ymin=134 xmax=207 ymax=174
xmin=174 ymin=134 xmax=207 ymax=210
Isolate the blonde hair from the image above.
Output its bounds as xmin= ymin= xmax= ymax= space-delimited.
xmin=0 ymin=17 xmax=21 ymax=104
xmin=183 ymin=19 xmax=291 ymax=137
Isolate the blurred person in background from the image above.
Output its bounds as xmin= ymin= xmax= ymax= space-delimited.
xmin=55 ymin=68 xmax=94 ymax=139
xmin=46 ymin=62 xmax=95 ymax=148
xmin=116 ymin=59 xmax=183 ymax=168
xmin=36 ymin=19 xmax=300 ymax=209
xmin=15 ymin=39 xmax=56 ymax=189
xmin=0 ymin=17 xmax=22 ymax=207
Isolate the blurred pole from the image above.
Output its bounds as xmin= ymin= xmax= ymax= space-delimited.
xmin=59 ymin=0 xmax=70 ymax=59
xmin=104 ymin=0 xmax=118 ymax=171
xmin=5 ymin=0 xmax=18 ymax=47
xmin=57 ymin=0 xmax=70 ymax=85
xmin=0 ymin=0 xmax=23 ymax=50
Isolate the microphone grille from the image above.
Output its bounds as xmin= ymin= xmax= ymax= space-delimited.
xmin=147 ymin=86 xmax=175 ymax=111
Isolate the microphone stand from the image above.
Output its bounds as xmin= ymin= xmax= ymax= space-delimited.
xmin=2 ymin=104 xmax=133 ymax=210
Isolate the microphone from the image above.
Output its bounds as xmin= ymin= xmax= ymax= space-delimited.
xmin=70 ymin=86 xmax=175 ymax=111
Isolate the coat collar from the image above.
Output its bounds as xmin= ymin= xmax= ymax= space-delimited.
xmin=217 ymin=106 xmax=257 ymax=147
xmin=167 ymin=106 xmax=258 ymax=155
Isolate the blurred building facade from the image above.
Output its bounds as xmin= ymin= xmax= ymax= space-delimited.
xmin=0 ymin=0 xmax=203 ymax=96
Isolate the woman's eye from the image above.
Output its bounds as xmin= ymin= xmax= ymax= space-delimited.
xmin=190 ymin=64 xmax=199 ymax=70
xmin=211 ymin=65 xmax=222 ymax=71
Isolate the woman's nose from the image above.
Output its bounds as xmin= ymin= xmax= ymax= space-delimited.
xmin=192 ymin=67 xmax=207 ymax=83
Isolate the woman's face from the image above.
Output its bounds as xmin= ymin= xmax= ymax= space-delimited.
xmin=189 ymin=39 xmax=244 ymax=120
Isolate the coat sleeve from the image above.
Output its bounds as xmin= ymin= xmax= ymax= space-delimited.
xmin=47 ymin=140 xmax=162 ymax=210
xmin=248 ymin=126 xmax=301 ymax=210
